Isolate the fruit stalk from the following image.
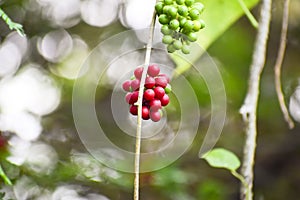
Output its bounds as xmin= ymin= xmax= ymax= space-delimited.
xmin=133 ymin=9 xmax=157 ymax=200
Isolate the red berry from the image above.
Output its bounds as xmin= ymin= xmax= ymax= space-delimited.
xmin=142 ymin=106 xmax=150 ymax=120
xmin=158 ymin=74 xmax=170 ymax=83
xmin=125 ymin=92 xmax=132 ymax=104
xmin=131 ymin=79 xmax=140 ymax=91
xmin=155 ymin=76 xmax=168 ymax=88
xmin=161 ymin=94 xmax=170 ymax=106
xmin=129 ymin=91 xmax=139 ymax=104
xmin=0 ymin=135 xmax=7 ymax=149
xmin=150 ymin=99 xmax=162 ymax=111
xmin=147 ymin=64 xmax=160 ymax=77
xmin=143 ymin=89 xmax=155 ymax=101
xmin=134 ymin=67 xmax=144 ymax=79
xmin=122 ymin=80 xmax=132 ymax=91
xmin=130 ymin=105 xmax=138 ymax=115
xmin=154 ymin=86 xmax=165 ymax=99
xmin=150 ymin=110 xmax=161 ymax=122
xmin=145 ymin=76 xmax=155 ymax=89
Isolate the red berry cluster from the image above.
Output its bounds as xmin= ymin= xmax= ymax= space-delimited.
xmin=122 ymin=64 xmax=171 ymax=122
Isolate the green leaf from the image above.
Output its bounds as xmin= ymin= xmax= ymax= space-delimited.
xmin=202 ymin=148 xmax=241 ymax=171
xmin=172 ymin=0 xmax=259 ymax=75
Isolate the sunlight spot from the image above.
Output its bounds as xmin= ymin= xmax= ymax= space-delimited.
xmin=81 ymin=0 xmax=119 ymax=27
xmin=0 ymin=66 xmax=61 ymax=115
xmin=37 ymin=29 xmax=73 ymax=63
xmin=7 ymin=137 xmax=58 ymax=174
xmin=50 ymin=36 xmax=89 ymax=79
xmin=125 ymin=0 xmax=155 ymax=29
xmin=289 ymin=85 xmax=300 ymax=122
xmin=0 ymin=112 xmax=42 ymax=141
xmin=0 ymin=42 xmax=22 ymax=77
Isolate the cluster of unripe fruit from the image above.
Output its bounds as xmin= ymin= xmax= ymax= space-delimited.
xmin=155 ymin=0 xmax=205 ymax=54
xmin=122 ymin=65 xmax=171 ymax=122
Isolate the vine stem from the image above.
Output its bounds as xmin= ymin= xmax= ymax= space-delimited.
xmin=237 ymin=0 xmax=259 ymax=28
xmin=0 ymin=163 xmax=12 ymax=185
xmin=239 ymin=0 xmax=272 ymax=199
xmin=274 ymin=0 xmax=294 ymax=129
xmin=231 ymin=170 xmax=248 ymax=194
xmin=0 ymin=8 xmax=25 ymax=36
xmin=133 ymin=10 xmax=157 ymax=200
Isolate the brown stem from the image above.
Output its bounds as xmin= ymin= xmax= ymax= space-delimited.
xmin=239 ymin=0 xmax=272 ymax=199
xmin=133 ymin=10 xmax=157 ymax=200
xmin=274 ymin=0 xmax=294 ymax=129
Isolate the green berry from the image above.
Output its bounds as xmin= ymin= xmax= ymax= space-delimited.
xmin=185 ymin=0 xmax=194 ymax=7
xmin=168 ymin=6 xmax=178 ymax=19
xmin=164 ymin=0 xmax=173 ymax=5
xmin=169 ymin=19 xmax=180 ymax=30
xmin=189 ymin=8 xmax=200 ymax=20
xmin=173 ymin=40 xmax=183 ymax=50
xmin=159 ymin=14 xmax=169 ymax=25
xmin=179 ymin=17 xmax=187 ymax=28
xmin=178 ymin=5 xmax=189 ymax=16
xmin=163 ymin=5 xmax=171 ymax=14
xmin=187 ymin=32 xmax=197 ymax=42
xmin=181 ymin=44 xmax=190 ymax=54
xmin=176 ymin=0 xmax=185 ymax=5
xmin=167 ymin=44 xmax=176 ymax=53
xmin=185 ymin=40 xmax=191 ymax=45
xmin=155 ymin=2 xmax=164 ymax=15
xmin=193 ymin=20 xmax=201 ymax=31
xmin=199 ymin=19 xmax=206 ymax=29
xmin=162 ymin=35 xmax=173 ymax=44
xmin=192 ymin=2 xmax=204 ymax=13
xmin=165 ymin=84 xmax=172 ymax=93
xmin=183 ymin=20 xmax=194 ymax=31
xmin=161 ymin=25 xmax=173 ymax=35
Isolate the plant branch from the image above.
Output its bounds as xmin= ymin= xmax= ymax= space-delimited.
xmin=0 ymin=164 xmax=12 ymax=185
xmin=0 ymin=8 xmax=25 ymax=36
xmin=231 ymin=170 xmax=247 ymax=190
xmin=239 ymin=0 xmax=272 ymax=199
xmin=274 ymin=0 xmax=294 ymax=129
xmin=237 ymin=0 xmax=259 ymax=28
xmin=133 ymin=10 xmax=157 ymax=200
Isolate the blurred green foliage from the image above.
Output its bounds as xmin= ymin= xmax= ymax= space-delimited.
xmin=0 ymin=0 xmax=300 ymax=200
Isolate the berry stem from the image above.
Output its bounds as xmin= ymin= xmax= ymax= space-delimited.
xmin=236 ymin=0 xmax=258 ymax=29
xmin=133 ymin=8 xmax=157 ymax=200
xmin=0 ymin=163 xmax=12 ymax=185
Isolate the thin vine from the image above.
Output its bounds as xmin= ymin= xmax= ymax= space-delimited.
xmin=237 ymin=0 xmax=259 ymax=28
xmin=133 ymin=10 xmax=157 ymax=200
xmin=0 ymin=164 xmax=12 ymax=186
xmin=274 ymin=0 xmax=294 ymax=129
xmin=0 ymin=8 xmax=25 ymax=36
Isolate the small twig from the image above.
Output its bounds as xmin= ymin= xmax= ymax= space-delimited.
xmin=0 ymin=163 xmax=12 ymax=185
xmin=231 ymin=170 xmax=248 ymax=191
xmin=274 ymin=0 xmax=294 ymax=129
xmin=0 ymin=8 xmax=25 ymax=36
xmin=133 ymin=10 xmax=157 ymax=200
xmin=239 ymin=0 xmax=272 ymax=199
xmin=237 ymin=0 xmax=259 ymax=28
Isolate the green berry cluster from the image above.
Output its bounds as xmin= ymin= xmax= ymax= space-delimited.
xmin=155 ymin=0 xmax=205 ymax=54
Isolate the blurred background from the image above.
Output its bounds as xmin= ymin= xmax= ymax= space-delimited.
xmin=0 ymin=0 xmax=300 ymax=199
